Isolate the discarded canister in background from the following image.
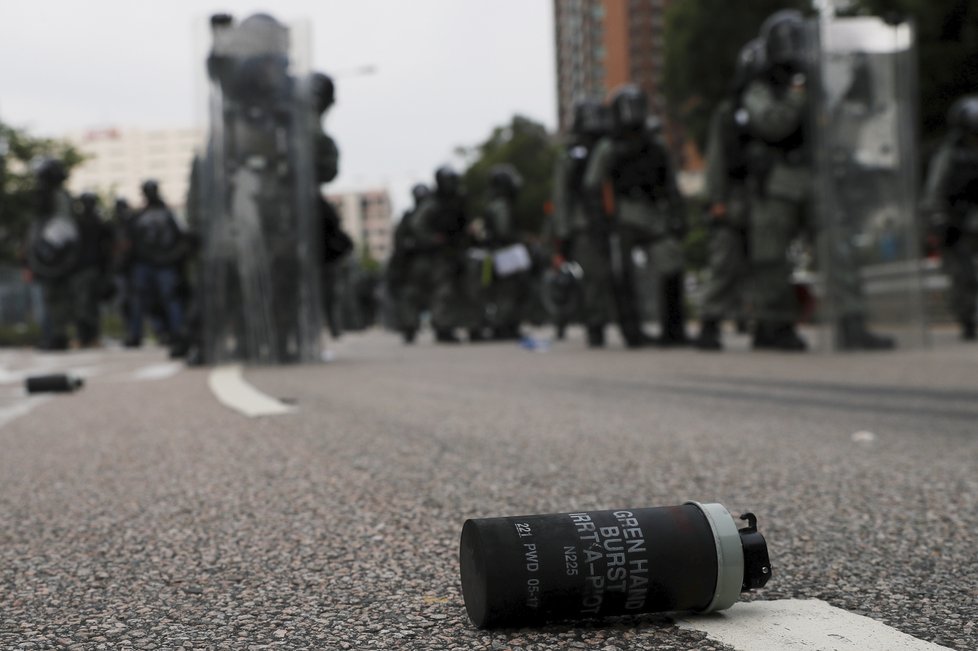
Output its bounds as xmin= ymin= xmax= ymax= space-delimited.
xmin=25 ymin=374 xmax=84 ymax=394
xmin=459 ymin=501 xmax=770 ymax=628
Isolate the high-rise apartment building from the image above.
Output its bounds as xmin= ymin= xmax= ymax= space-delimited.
xmin=554 ymin=0 xmax=673 ymax=133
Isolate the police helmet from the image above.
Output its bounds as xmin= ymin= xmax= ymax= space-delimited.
xmin=949 ymin=95 xmax=978 ymax=134
xmin=572 ymin=99 xmax=610 ymax=138
xmin=311 ymin=72 xmax=336 ymax=114
xmin=610 ymin=85 xmax=648 ymax=132
xmin=761 ymin=10 xmax=807 ymax=68
xmin=434 ymin=166 xmax=461 ymax=197
xmin=79 ymin=192 xmax=99 ymax=213
xmin=488 ymin=164 xmax=523 ymax=197
xmin=734 ymin=38 xmax=767 ymax=90
xmin=141 ymin=179 xmax=161 ymax=202
xmin=35 ymin=158 xmax=68 ymax=186
xmin=411 ymin=183 xmax=431 ymax=205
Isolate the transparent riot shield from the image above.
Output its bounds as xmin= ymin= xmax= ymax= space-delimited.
xmin=811 ymin=16 xmax=927 ymax=349
xmin=198 ymin=13 xmax=322 ymax=364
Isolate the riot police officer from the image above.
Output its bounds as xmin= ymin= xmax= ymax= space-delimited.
xmin=311 ymin=71 xmax=353 ymax=340
xmin=696 ymin=39 xmax=765 ymax=351
xmin=922 ymin=95 xmax=978 ymax=340
xmin=26 ymin=159 xmax=79 ymax=350
xmin=552 ymin=99 xmax=613 ymax=347
xmin=744 ymin=10 xmax=893 ymax=350
xmin=126 ymin=179 xmax=187 ymax=355
xmin=411 ymin=166 xmax=473 ymax=343
xmin=584 ymin=85 xmax=688 ymax=348
xmin=389 ymin=183 xmax=431 ymax=343
xmin=479 ymin=164 xmax=527 ymax=340
xmin=74 ymin=192 xmax=113 ymax=345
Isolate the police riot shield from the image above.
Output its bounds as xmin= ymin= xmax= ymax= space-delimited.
xmin=199 ymin=13 xmax=322 ymax=364
xmin=811 ymin=16 xmax=927 ymax=349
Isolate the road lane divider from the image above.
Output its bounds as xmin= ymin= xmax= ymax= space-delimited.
xmin=132 ymin=362 xmax=183 ymax=381
xmin=207 ymin=364 xmax=295 ymax=418
xmin=676 ymin=599 xmax=951 ymax=650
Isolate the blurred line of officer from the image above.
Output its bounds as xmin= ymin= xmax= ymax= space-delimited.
xmin=389 ymin=164 xmax=534 ymax=345
xmin=552 ymin=85 xmax=687 ymax=349
xmin=922 ymin=95 xmax=978 ymax=341
xmin=25 ymin=159 xmax=114 ymax=350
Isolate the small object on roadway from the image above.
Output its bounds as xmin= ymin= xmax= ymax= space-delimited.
xmin=459 ymin=502 xmax=770 ymax=628
xmin=25 ymin=373 xmax=84 ymax=394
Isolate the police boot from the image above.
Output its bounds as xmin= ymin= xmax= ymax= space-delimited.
xmin=587 ymin=325 xmax=606 ymax=348
xmin=695 ymin=319 xmax=723 ymax=351
xmin=620 ymin=319 xmax=649 ymax=349
xmin=168 ymin=335 xmax=189 ymax=359
xmin=493 ymin=325 xmax=522 ymax=341
xmin=753 ymin=321 xmax=807 ymax=352
xmin=658 ymin=274 xmax=689 ymax=347
xmin=38 ymin=334 xmax=70 ymax=352
xmin=468 ymin=328 xmax=488 ymax=343
xmin=185 ymin=345 xmax=205 ymax=367
xmin=402 ymin=328 xmax=417 ymax=345
xmin=837 ymin=315 xmax=895 ymax=351
xmin=435 ymin=328 xmax=461 ymax=344
xmin=962 ymin=320 xmax=976 ymax=341
xmin=78 ymin=324 xmax=99 ymax=348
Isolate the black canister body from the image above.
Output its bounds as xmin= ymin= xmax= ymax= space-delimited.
xmin=459 ymin=502 xmax=768 ymax=628
xmin=25 ymin=374 xmax=83 ymax=394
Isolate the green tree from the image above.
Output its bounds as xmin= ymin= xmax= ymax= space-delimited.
xmin=459 ymin=115 xmax=560 ymax=235
xmin=0 ymin=121 xmax=86 ymax=265
xmin=663 ymin=0 xmax=809 ymax=150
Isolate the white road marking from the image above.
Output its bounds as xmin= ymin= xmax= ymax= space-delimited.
xmin=677 ymin=599 xmax=951 ymax=651
xmin=0 ymin=396 xmax=52 ymax=429
xmin=207 ymin=364 xmax=295 ymax=418
xmin=67 ymin=365 xmax=103 ymax=379
xmin=132 ymin=362 xmax=183 ymax=381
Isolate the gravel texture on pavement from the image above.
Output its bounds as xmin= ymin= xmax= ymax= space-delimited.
xmin=0 ymin=331 xmax=976 ymax=650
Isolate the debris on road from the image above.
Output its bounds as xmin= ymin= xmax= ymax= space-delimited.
xmin=25 ymin=373 xmax=84 ymax=394
xmin=519 ymin=336 xmax=552 ymax=352
xmin=851 ymin=430 xmax=878 ymax=444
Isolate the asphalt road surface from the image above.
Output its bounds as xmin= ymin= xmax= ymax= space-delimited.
xmin=1 ymin=329 xmax=975 ymax=650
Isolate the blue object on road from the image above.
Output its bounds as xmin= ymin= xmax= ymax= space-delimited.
xmin=519 ymin=336 xmax=551 ymax=352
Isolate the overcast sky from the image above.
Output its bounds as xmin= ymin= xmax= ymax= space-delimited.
xmin=0 ymin=0 xmax=557 ymax=212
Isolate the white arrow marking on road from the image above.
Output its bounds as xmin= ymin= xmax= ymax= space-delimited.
xmin=132 ymin=362 xmax=182 ymax=381
xmin=677 ymin=599 xmax=952 ymax=650
xmin=207 ymin=364 xmax=295 ymax=418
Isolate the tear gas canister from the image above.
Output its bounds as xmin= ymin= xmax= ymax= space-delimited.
xmin=25 ymin=373 xmax=84 ymax=394
xmin=459 ymin=501 xmax=770 ymax=628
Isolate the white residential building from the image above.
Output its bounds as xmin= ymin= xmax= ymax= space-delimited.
xmin=64 ymin=127 xmax=204 ymax=214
